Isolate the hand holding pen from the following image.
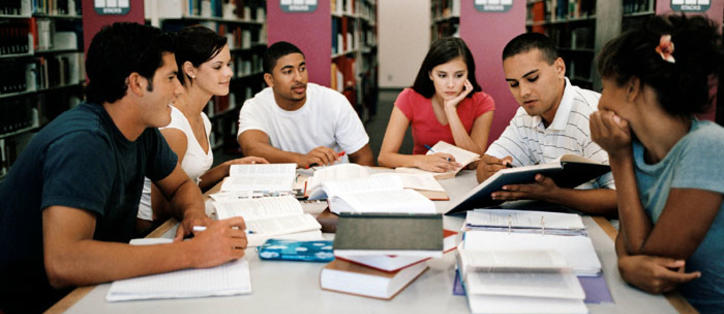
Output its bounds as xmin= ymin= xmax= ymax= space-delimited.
xmin=299 ymin=146 xmax=344 ymax=169
xmin=415 ymin=144 xmax=461 ymax=172
xmin=184 ymin=217 xmax=248 ymax=268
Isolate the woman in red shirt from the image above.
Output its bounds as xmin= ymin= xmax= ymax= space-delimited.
xmin=378 ymin=37 xmax=495 ymax=172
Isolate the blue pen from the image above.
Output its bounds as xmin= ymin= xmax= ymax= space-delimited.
xmin=425 ymin=145 xmax=451 ymax=162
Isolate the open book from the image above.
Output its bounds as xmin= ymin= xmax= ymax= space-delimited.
xmin=395 ymin=141 xmax=480 ymax=180
xmin=220 ymin=163 xmax=297 ymax=192
xmin=213 ymin=195 xmax=322 ymax=246
xmin=305 ymin=163 xmax=448 ymax=201
xmin=446 ymin=154 xmax=611 ymax=215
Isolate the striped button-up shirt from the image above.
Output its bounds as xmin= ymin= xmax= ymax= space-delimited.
xmin=486 ymin=78 xmax=615 ymax=189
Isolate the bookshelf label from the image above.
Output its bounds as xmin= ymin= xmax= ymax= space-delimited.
xmin=474 ymin=0 xmax=513 ymax=12
xmin=93 ymin=0 xmax=130 ymax=15
xmin=671 ymin=0 xmax=710 ymax=12
xmin=280 ymin=0 xmax=317 ymax=13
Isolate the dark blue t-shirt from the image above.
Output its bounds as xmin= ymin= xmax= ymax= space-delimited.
xmin=0 ymin=103 xmax=177 ymax=313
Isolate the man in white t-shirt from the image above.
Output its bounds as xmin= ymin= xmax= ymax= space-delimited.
xmin=476 ymin=33 xmax=617 ymax=215
xmin=237 ymin=41 xmax=374 ymax=168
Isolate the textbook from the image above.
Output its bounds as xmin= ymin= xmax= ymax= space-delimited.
xmin=213 ymin=195 xmax=322 ymax=246
xmin=334 ymin=229 xmax=458 ymax=272
xmin=395 ymin=141 xmax=481 ymax=180
xmin=333 ymin=213 xmax=443 ymax=257
xmin=220 ymin=163 xmax=297 ymax=192
xmin=305 ymin=164 xmax=449 ymax=200
xmin=319 ymin=258 xmax=428 ymax=300
xmin=446 ymin=154 xmax=611 ymax=215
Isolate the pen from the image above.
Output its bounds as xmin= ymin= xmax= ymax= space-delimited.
xmin=192 ymin=225 xmax=255 ymax=234
xmin=306 ymin=151 xmax=346 ymax=168
xmin=424 ymin=145 xmax=451 ymax=162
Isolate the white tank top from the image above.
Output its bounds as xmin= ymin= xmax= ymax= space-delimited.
xmin=137 ymin=106 xmax=213 ymax=220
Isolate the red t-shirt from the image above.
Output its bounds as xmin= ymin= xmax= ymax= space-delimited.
xmin=394 ymin=88 xmax=495 ymax=155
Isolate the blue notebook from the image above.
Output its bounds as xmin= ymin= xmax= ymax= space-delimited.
xmin=258 ymin=239 xmax=334 ymax=262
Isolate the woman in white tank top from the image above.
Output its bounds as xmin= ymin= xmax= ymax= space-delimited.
xmin=137 ymin=26 xmax=267 ymax=232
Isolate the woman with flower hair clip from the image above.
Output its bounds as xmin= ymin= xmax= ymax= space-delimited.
xmin=591 ymin=14 xmax=724 ymax=312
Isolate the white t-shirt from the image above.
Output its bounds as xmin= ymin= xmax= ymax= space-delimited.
xmin=138 ymin=106 xmax=213 ymax=220
xmin=237 ymin=82 xmax=369 ymax=162
xmin=486 ymin=78 xmax=614 ymax=189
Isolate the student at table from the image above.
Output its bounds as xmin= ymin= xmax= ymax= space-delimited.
xmin=0 ymin=23 xmax=247 ymax=314
xmin=236 ymin=41 xmax=374 ymax=168
xmin=476 ymin=33 xmax=617 ymax=215
xmin=591 ymin=14 xmax=724 ymax=312
xmin=136 ymin=25 xmax=267 ymax=234
xmin=377 ymin=37 xmax=495 ymax=172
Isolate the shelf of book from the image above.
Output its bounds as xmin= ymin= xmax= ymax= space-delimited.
xmin=0 ymin=0 xmax=84 ymax=177
xmin=0 ymin=125 xmax=40 ymax=140
xmin=430 ymin=0 xmax=459 ymax=41
xmin=145 ymin=0 xmax=268 ymax=154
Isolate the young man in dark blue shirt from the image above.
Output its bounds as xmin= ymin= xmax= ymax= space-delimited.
xmin=0 ymin=23 xmax=248 ymax=313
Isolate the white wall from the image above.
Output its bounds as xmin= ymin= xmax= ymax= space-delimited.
xmin=378 ymin=0 xmax=430 ymax=88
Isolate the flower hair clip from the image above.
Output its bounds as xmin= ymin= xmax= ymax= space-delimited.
xmin=655 ymin=34 xmax=675 ymax=64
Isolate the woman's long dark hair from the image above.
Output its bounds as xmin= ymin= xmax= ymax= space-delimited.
xmin=411 ymin=37 xmax=482 ymax=98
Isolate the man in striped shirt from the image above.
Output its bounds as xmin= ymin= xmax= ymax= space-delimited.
xmin=476 ymin=33 xmax=616 ymax=215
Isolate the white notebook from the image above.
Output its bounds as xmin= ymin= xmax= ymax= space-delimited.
xmin=107 ymin=241 xmax=251 ymax=302
xmin=465 ymin=209 xmax=586 ymax=235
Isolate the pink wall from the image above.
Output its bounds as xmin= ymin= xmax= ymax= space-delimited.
xmin=266 ymin=1 xmax=331 ymax=86
xmin=460 ymin=0 xmax=526 ymax=145
xmin=655 ymin=0 xmax=723 ymax=121
xmin=81 ymin=0 xmax=145 ymax=56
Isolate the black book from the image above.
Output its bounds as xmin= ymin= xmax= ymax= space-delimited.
xmin=446 ymin=154 xmax=611 ymax=215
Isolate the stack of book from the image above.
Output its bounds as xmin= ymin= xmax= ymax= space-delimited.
xmin=320 ymin=213 xmax=447 ymax=300
xmin=457 ymin=209 xmax=602 ymax=313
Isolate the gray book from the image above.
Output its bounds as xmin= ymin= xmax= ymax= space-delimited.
xmin=333 ymin=213 xmax=443 ymax=257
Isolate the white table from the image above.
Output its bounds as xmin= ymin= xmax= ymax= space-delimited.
xmin=51 ymin=170 xmax=691 ymax=313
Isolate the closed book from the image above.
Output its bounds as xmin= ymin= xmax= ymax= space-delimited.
xmin=447 ymin=154 xmax=610 ymax=215
xmin=333 ymin=213 xmax=443 ymax=257
xmin=319 ymin=258 xmax=427 ymax=300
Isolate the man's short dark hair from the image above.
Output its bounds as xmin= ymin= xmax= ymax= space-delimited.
xmin=502 ymin=32 xmax=558 ymax=64
xmin=263 ymin=41 xmax=304 ymax=74
xmin=85 ymin=22 xmax=175 ymax=104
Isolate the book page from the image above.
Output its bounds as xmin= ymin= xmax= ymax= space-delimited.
xmin=427 ymin=141 xmax=480 ymax=166
xmin=306 ymin=163 xmax=371 ymax=193
xmin=330 ymin=189 xmax=436 ymax=214
xmin=106 ymin=259 xmax=251 ymax=301
xmin=466 ymin=209 xmax=585 ymax=230
xmin=321 ymin=175 xmax=404 ymax=198
xmin=221 ymin=163 xmax=297 ymax=192
xmin=214 ymin=195 xmax=303 ymax=221
xmin=373 ymin=173 xmax=445 ymax=192
xmin=246 ymin=214 xmax=322 ymax=246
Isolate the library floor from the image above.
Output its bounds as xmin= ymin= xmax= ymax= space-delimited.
xmin=215 ymin=88 xmax=411 ymax=166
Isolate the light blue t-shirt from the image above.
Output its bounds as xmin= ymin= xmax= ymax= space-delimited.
xmin=633 ymin=119 xmax=724 ymax=313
